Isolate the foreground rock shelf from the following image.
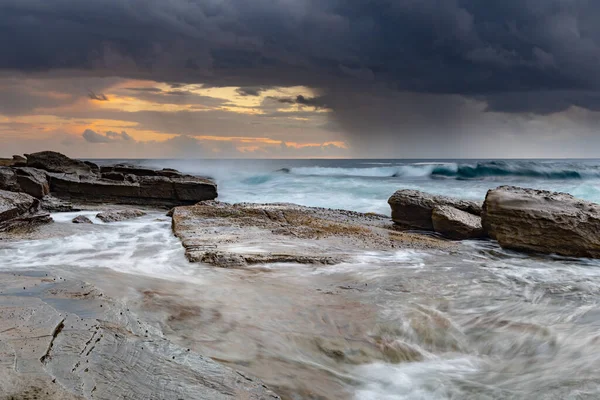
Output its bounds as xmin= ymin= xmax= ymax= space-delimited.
xmin=0 ymin=272 xmax=280 ymax=400
xmin=171 ymin=201 xmax=454 ymax=268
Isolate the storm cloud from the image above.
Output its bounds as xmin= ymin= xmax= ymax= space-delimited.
xmin=2 ymin=0 xmax=600 ymax=156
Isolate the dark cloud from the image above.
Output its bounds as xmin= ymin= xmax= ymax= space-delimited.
xmin=236 ymin=87 xmax=269 ymax=96
xmin=270 ymin=95 xmax=329 ymax=109
xmin=2 ymin=0 xmax=600 ymax=154
xmin=87 ymin=91 xmax=109 ymax=101
xmin=126 ymin=87 xmax=163 ymax=93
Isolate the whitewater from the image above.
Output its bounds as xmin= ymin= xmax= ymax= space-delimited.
xmin=4 ymin=158 xmax=600 ymax=399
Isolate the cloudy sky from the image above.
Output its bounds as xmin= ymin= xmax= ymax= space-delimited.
xmin=1 ymin=0 xmax=600 ymax=158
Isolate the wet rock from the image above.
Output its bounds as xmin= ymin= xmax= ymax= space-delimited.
xmin=0 ymin=190 xmax=52 ymax=232
xmin=26 ymin=151 xmax=94 ymax=175
xmin=482 ymin=186 xmax=600 ymax=258
xmin=14 ymin=167 xmax=50 ymax=198
xmin=97 ymin=209 xmax=146 ymax=223
xmin=172 ymin=201 xmax=454 ymax=267
xmin=0 ymin=167 xmax=20 ymax=192
xmin=41 ymin=195 xmax=77 ymax=213
xmin=83 ymin=160 xmax=100 ymax=173
xmin=432 ymin=205 xmax=485 ymax=240
xmin=72 ymin=215 xmax=93 ymax=224
xmin=0 ymin=272 xmax=280 ymax=400
xmin=101 ymin=171 xmax=126 ymax=181
xmin=388 ymin=189 xmax=482 ymax=230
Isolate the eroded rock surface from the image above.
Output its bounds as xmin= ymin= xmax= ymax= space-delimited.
xmin=482 ymin=186 xmax=600 ymax=258
xmin=96 ymin=209 xmax=146 ymax=223
xmin=172 ymin=201 xmax=453 ymax=267
xmin=432 ymin=205 xmax=485 ymax=240
xmin=0 ymin=189 xmax=52 ymax=232
xmin=388 ymin=189 xmax=481 ymax=230
xmin=0 ymin=272 xmax=280 ymax=400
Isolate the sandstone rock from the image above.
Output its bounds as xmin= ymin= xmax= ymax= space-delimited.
xmin=432 ymin=205 xmax=485 ymax=240
xmin=26 ymin=151 xmax=93 ymax=175
xmin=482 ymin=186 xmax=600 ymax=258
xmin=0 ymin=190 xmax=52 ymax=231
xmin=172 ymin=201 xmax=454 ymax=267
xmin=101 ymin=171 xmax=126 ymax=181
xmin=96 ymin=209 xmax=147 ymax=222
xmin=72 ymin=215 xmax=93 ymax=224
xmin=388 ymin=189 xmax=482 ymax=230
xmin=14 ymin=167 xmax=50 ymax=198
xmin=83 ymin=160 xmax=100 ymax=173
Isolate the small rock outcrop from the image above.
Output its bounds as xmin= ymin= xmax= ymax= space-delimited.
xmin=388 ymin=189 xmax=482 ymax=230
xmin=432 ymin=205 xmax=485 ymax=240
xmin=72 ymin=215 xmax=93 ymax=224
xmin=0 ymin=190 xmax=52 ymax=232
xmin=97 ymin=209 xmax=146 ymax=223
xmin=482 ymin=186 xmax=600 ymax=258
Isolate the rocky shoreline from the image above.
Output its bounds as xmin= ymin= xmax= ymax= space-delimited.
xmin=3 ymin=151 xmax=600 ymax=399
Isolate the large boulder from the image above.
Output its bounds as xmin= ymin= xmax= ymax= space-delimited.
xmin=0 ymin=167 xmax=20 ymax=192
xmin=0 ymin=190 xmax=52 ymax=231
xmin=432 ymin=205 xmax=485 ymax=240
xmin=482 ymin=186 xmax=600 ymax=258
xmin=26 ymin=151 xmax=93 ymax=175
xmin=388 ymin=189 xmax=482 ymax=230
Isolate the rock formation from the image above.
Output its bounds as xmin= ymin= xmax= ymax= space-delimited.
xmin=432 ymin=205 xmax=485 ymax=240
xmin=172 ymin=201 xmax=454 ymax=268
xmin=0 ymin=189 xmax=52 ymax=232
xmin=0 ymin=151 xmax=217 ymax=207
xmin=482 ymin=186 xmax=600 ymax=258
xmin=388 ymin=189 xmax=481 ymax=230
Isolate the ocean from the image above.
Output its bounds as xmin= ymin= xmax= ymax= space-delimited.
xmin=95 ymin=158 xmax=600 ymax=214
xmin=4 ymin=158 xmax=600 ymax=399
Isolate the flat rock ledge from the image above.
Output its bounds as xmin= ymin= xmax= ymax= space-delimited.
xmin=0 ymin=151 xmax=217 ymax=208
xmin=171 ymin=201 xmax=454 ymax=268
xmin=0 ymin=272 xmax=280 ymax=400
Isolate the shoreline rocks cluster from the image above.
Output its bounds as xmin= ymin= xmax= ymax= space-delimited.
xmin=0 ymin=151 xmax=218 ymax=232
xmin=389 ymin=186 xmax=600 ymax=259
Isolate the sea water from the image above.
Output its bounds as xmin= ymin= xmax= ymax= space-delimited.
xmin=2 ymin=158 xmax=600 ymax=399
xmin=95 ymin=158 xmax=600 ymax=215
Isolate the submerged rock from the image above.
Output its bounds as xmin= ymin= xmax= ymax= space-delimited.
xmin=97 ymin=209 xmax=146 ymax=223
xmin=432 ymin=205 xmax=485 ymax=240
xmin=388 ymin=189 xmax=481 ymax=230
xmin=171 ymin=201 xmax=454 ymax=268
xmin=0 ymin=189 xmax=52 ymax=232
xmin=482 ymin=186 xmax=600 ymax=258
xmin=72 ymin=215 xmax=93 ymax=224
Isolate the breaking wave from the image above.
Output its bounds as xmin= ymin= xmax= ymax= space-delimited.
xmin=277 ymin=161 xmax=600 ymax=180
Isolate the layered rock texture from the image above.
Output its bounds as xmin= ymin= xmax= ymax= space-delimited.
xmin=0 ymin=151 xmax=217 ymax=208
xmin=0 ymin=272 xmax=279 ymax=400
xmin=388 ymin=189 xmax=483 ymax=240
xmin=0 ymin=189 xmax=52 ymax=232
xmin=171 ymin=201 xmax=454 ymax=268
xmin=482 ymin=186 xmax=600 ymax=258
